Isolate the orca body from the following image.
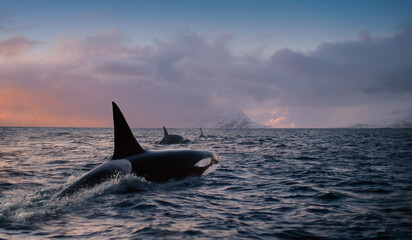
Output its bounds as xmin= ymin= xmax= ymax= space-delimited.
xmin=158 ymin=126 xmax=188 ymax=144
xmin=58 ymin=102 xmax=219 ymax=197
xmin=199 ymin=128 xmax=207 ymax=138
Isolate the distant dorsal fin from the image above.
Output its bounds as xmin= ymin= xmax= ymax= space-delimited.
xmin=163 ymin=126 xmax=169 ymax=136
xmin=200 ymin=128 xmax=206 ymax=137
xmin=112 ymin=102 xmax=145 ymax=160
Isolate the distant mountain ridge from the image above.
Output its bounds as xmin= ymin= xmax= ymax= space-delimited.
xmin=348 ymin=115 xmax=412 ymax=128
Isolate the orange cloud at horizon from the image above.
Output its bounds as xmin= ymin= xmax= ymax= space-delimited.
xmin=0 ymin=88 xmax=110 ymax=127
xmin=265 ymin=116 xmax=296 ymax=128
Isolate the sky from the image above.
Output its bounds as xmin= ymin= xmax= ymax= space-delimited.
xmin=1 ymin=0 xmax=412 ymax=128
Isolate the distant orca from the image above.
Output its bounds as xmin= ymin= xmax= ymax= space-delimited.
xmin=58 ymin=102 xmax=219 ymax=197
xmin=158 ymin=126 xmax=188 ymax=144
xmin=199 ymin=128 xmax=207 ymax=138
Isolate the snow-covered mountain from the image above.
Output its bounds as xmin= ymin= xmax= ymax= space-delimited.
xmin=180 ymin=106 xmax=266 ymax=129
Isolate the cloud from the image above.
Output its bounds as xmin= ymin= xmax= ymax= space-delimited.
xmin=250 ymin=109 xmax=295 ymax=128
xmin=264 ymin=28 xmax=412 ymax=126
xmin=270 ymin=30 xmax=412 ymax=106
xmin=0 ymin=27 xmax=411 ymax=127
xmin=0 ymin=35 xmax=40 ymax=57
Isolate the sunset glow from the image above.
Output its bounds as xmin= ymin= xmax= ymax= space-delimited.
xmin=1 ymin=0 xmax=411 ymax=128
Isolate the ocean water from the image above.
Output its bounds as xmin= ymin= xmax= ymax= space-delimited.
xmin=0 ymin=127 xmax=411 ymax=239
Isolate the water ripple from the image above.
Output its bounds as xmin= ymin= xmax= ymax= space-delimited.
xmin=0 ymin=127 xmax=411 ymax=239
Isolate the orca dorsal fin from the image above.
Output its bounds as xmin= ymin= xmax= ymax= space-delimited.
xmin=200 ymin=128 xmax=206 ymax=137
xmin=112 ymin=102 xmax=145 ymax=160
xmin=163 ymin=126 xmax=169 ymax=136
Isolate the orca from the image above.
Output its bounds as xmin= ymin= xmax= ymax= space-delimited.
xmin=158 ymin=126 xmax=188 ymax=144
xmin=58 ymin=102 xmax=219 ymax=197
xmin=199 ymin=128 xmax=207 ymax=138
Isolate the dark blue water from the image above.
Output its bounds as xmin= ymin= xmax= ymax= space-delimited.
xmin=1 ymin=127 xmax=411 ymax=239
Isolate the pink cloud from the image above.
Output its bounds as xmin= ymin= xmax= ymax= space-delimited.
xmin=0 ymin=27 xmax=412 ymax=127
xmin=0 ymin=35 xmax=39 ymax=57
